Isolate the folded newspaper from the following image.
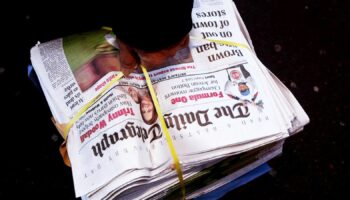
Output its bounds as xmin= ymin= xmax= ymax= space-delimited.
xmin=30 ymin=0 xmax=309 ymax=199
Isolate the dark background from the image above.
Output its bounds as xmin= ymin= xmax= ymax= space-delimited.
xmin=0 ymin=0 xmax=349 ymax=199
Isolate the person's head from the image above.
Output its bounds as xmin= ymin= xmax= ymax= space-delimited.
xmin=127 ymin=87 xmax=140 ymax=103
xmin=238 ymin=82 xmax=250 ymax=96
xmin=140 ymin=94 xmax=157 ymax=125
xmin=108 ymin=0 xmax=194 ymax=71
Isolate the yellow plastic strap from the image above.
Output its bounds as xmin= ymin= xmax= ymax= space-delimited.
xmin=63 ymin=72 xmax=124 ymax=139
xmin=206 ymin=38 xmax=250 ymax=49
xmin=190 ymin=36 xmax=250 ymax=50
xmin=141 ymin=65 xmax=186 ymax=198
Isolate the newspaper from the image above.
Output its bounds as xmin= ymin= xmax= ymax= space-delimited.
xmin=30 ymin=0 xmax=309 ymax=198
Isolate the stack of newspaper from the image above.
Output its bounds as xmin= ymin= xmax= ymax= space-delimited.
xmin=30 ymin=0 xmax=309 ymax=199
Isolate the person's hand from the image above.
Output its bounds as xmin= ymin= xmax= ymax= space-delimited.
xmin=117 ymin=35 xmax=190 ymax=76
xmin=117 ymin=38 xmax=140 ymax=76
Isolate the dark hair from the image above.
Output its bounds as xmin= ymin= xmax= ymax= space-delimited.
xmin=110 ymin=0 xmax=194 ymax=52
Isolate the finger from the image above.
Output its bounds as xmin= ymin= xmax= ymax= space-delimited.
xmin=117 ymin=39 xmax=139 ymax=76
xmin=121 ymin=65 xmax=137 ymax=77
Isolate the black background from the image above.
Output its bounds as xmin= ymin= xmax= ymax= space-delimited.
xmin=0 ymin=0 xmax=349 ymax=199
